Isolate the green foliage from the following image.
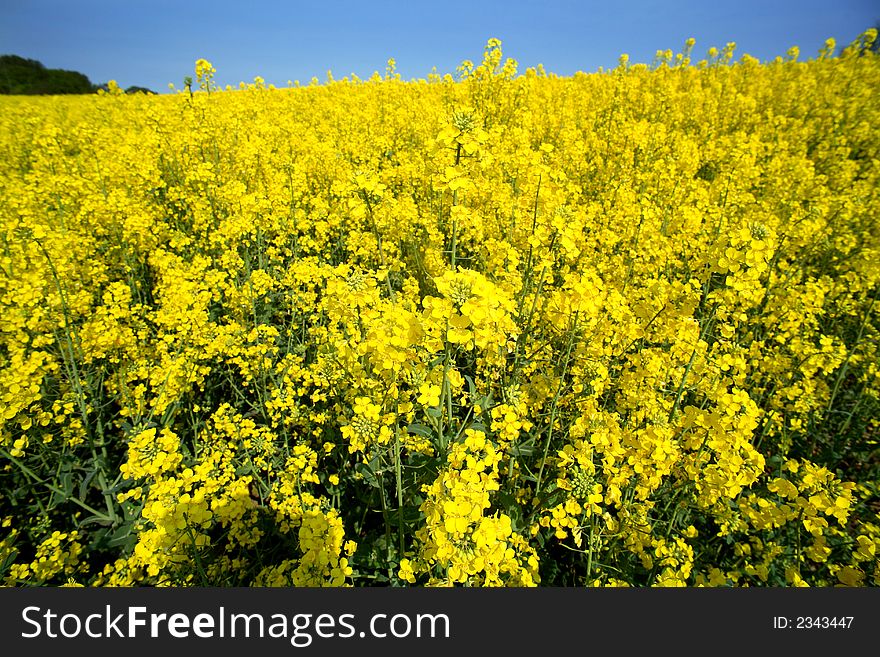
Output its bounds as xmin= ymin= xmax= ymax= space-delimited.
xmin=0 ymin=55 xmax=94 ymax=95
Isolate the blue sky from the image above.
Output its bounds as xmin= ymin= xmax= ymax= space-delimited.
xmin=1 ymin=0 xmax=877 ymax=91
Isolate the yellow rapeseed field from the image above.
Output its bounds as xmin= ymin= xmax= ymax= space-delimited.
xmin=1 ymin=34 xmax=878 ymax=587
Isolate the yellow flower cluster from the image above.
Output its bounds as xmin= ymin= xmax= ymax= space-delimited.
xmin=1 ymin=33 xmax=879 ymax=587
xmin=401 ymin=429 xmax=540 ymax=586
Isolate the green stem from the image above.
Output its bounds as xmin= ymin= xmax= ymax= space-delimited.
xmin=585 ymin=517 xmax=595 ymax=583
xmin=668 ymin=347 xmax=698 ymax=423
xmin=377 ymin=473 xmax=392 ymax=571
xmin=535 ymin=311 xmax=578 ymax=495
xmin=826 ymin=291 xmax=875 ymax=415
xmin=362 ymin=193 xmax=397 ymax=303
xmin=394 ymin=426 xmax=405 ymax=558
xmin=0 ymin=448 xmax=113 ymax=523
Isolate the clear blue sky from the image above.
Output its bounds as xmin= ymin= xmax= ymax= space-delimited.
xmin=2 ymin=0 xmax=877 ymax=91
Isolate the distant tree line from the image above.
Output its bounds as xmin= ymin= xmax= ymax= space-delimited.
xmin=0 ymin=55 xmax=155 ymax=95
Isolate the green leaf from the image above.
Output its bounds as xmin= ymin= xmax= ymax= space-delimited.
xmin=105 ymin=523 xmax=137 ymax=550
xmin=0 ymin=546 xmax=19 ymax=577
xmin=78 ymin=467 xmax=98 ymax=500
xmin=513 ymin=441 xmax=535 ymax=457
xmin=406 ymin=423 xmax=433 ymax=439
xmin=79 ymin=514 xmax=112 ymax=528
xmin=58 ymin=469 xmax=74 ymax=497
xmin=355 ymin=463 xmax=380 ymax=488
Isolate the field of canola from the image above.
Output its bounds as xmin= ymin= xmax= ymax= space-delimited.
xmin=1 ymin=35 xmax=878 ymax=587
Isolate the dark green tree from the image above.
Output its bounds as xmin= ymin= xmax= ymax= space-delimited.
xmin=0 ymin=54 xmax=94 ymax=94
